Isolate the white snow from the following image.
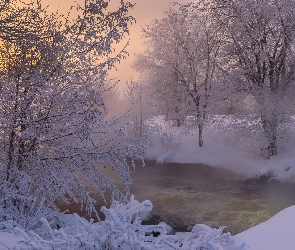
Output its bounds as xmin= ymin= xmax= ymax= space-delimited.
xmin=4 ymin=204 xmax=295 ymax=250
xmin=235 ymin=205 xmax=295 ymax=250
xmin=0 ymin=232 xmax=26 ymax=249
xmin=0 ymin=197 xmax=248 ymax=250
xmin=145 ymin=115 xmax=295 ymax=179
xmin=2 ymin=115 xmax=295 ymax=249
xmin=257 ymin=157 xmax=295 ymax=183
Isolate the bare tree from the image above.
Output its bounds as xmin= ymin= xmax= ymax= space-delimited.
xmin=206 ymin=0 xmax=295 ymax=157
xmin=134 ymin=8 xmax=222 ymax=147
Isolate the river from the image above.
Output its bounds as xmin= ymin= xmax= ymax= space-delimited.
xmin=60 ymin=160 xmax=295 ymax=235
xmin=129 ymin=160 xmax=295 ymax=234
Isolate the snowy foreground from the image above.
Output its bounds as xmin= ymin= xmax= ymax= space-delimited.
xmin=0 ymin=196 xmax=248 ymax=250
xmin=1 ymin=197 xmax=295 ymax=249
xmin=174 ymin=205 xmax=295 ymax=250
xmin=236 ymin=205 xmax=295 ymax=250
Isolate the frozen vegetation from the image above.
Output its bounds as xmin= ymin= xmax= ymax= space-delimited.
xmin=1 ymin=0 xmax=295 ymax=249
xmin=2 ymin=114 xmax=295 ymax=248
xmin=0 ymin=196 xmax=249 ymax=250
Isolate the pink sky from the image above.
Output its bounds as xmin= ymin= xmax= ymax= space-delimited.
xmin=44 ymin=0 xmax=188 ymax=90
xmin=112 ymin=0 xmax=188 ymax=86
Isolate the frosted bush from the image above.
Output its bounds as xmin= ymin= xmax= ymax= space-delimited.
xmin=146 ymin=118 xmax=181 ymax=160
xmin=0 ymin=195 xmax=249 ymax=250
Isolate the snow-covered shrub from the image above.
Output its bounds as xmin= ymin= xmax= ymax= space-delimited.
xmin=153 ymin=124 xmax=181 ymax=152
xmin=145 ymin=116 xmax=181 ymax=162
xmin=0 ymin=187 xmax=60 ymax=236
xmin=0 ymin=0 xmax=141 ymax=234
xmin=0 ymin=196 xmax=249 ymax=250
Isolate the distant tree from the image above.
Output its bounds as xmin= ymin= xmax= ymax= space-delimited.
xmin=124 ymin=78 xmax=155 ymax=139
xmin=206 ymin=0 xmax=295 ymax=157
xmin=0 ymin=0 xmax=139 ymax=230
xmin=124 ymin=79 xmax=144 ymax=138
xmin=134 ymin=8 xmax=222 ymax=147
xmin=135 ymin=54 xmax=189 ymax=127
xmin=101 ymin=81 xmax=127 ymax=120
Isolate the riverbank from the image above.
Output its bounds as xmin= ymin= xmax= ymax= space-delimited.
xmin=129 ymin=160 xmax=295 ymax=234
xmin=145 ymin=115 xmax=295 ymax=182
xmin=2 ymin=198 xmax=295 ymax=249
xmin=173 ymin=205 xmax=295 ymax=250
xmin=235 ymin=205 xmax=295 ymax=250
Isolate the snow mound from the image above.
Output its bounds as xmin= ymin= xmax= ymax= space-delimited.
xmin=258 ymin=157 xmax=295 ymax=183
xmin=236 ymin=205 xmax=295 ymax=250
xmin=0 ymin=195 xmax=248 ymax=250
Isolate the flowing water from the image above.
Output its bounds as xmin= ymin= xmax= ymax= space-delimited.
xmin=61 ymin=160 xmax=295 ymax=235
xmin=128 ymin=160 xmax=295 ymax=234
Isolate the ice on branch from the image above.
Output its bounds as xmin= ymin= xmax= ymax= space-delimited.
xmin=0 ymin=196 xmax=249 ymax=250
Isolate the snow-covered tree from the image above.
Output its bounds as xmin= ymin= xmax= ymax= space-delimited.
xmin=134 ymin=7 xmax=222 ymax=147
xmin=124 ymin=78 xmax=156 ymax=139
xmin=124 ymin=79 xmax=144 ymax=138
xmin=205 ymin=0 xmax=295 ymax=157
xmin=0 ymin=0 xmax=140 ymax=230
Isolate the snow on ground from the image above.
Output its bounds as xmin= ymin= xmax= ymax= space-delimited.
xmin=2 ymin=204 xmax=295 ymax=250
xmin=3 ymin=115 xmax=295 ymax=249
xmin=257 ymin=157 xmax=295 ymax=183
xmin=235 ymin=205 xmax=295 ymax=250
xmin=173 ymin=206 xmax=295 ymax=250
xmin=145 ymin=115 xmax=295 ymax=179
xmin=0 ymin=197 xmax=249 ymax=250
xmin=0 ymin=232 xmax=23 ymax=249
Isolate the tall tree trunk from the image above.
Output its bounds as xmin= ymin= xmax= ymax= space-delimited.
xmin=261 ymin=114 xmax=277 ymax=158
xmin=176 ymin=118 xmax=182 ymax=128
xmin=195 ymin=96 xmax=204 ymax=147
xmin=175 ymin=106 xmax=182 ymax=127
xmin=7 ymin=130 xmax=16 ymax=182
xmin=198 ymin=123 xmax=204 ymax=147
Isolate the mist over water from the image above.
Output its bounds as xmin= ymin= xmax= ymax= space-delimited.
xmin=129 ymin=160 xmax=295 ymax=234
xmin=60 ymin=160 xmax=295 ymax=234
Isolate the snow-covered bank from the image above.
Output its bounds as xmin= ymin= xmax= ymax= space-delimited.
xmin=0 ymin=193 xmax=250 ymax=249
xmin=235 ymin=205 xmax=295 ymax=250
xmin=145 ymin=116 xmax=263 ymax=176
xmin=257 ymin=157 xmax=295 ymax=183
xmin=0 ymin=196 xmax=248 ymax=250
xmin=145 ymin=115 xmax=295 ymax=180
xmin=172 ymin=205 xmax=295 ymax=250
xmin=2 ymin=193 xmax=295 ymax=249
